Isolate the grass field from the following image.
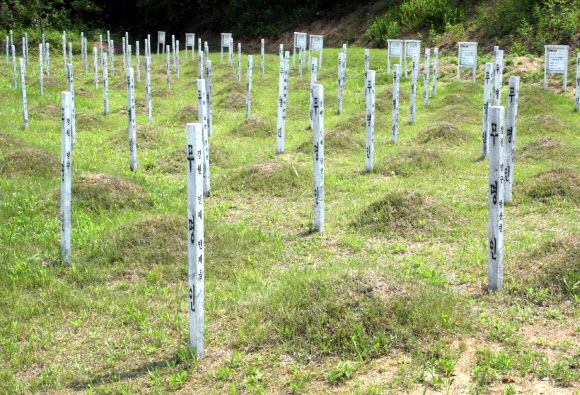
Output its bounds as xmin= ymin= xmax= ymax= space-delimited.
xmin=0 ymin=44 xmax=579 ymax=394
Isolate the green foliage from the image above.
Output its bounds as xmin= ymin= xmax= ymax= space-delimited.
xmin=400 ymin=0 xmax=464 ymax=31
xmin=365 ymin=10 xmax=401 ymax=47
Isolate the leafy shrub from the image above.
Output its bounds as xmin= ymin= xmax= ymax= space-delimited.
xmin=365 ymin=10 xmax=401 ymax=47
xmin=400 ymin=0 xmax=464 ymax=31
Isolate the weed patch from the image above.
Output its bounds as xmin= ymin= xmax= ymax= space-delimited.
xmin=520 ymin=137 xmax=572 ymax=161
xmin=170 ymin=105 xmax=198 ymax=126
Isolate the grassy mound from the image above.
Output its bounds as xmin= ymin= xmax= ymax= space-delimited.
xmin=170 ymin=105 xmax=198 ymax=126
xmin=296 ymin=129 xmax=364 ymax=153
xmin=520 ymin=137 xmax=572 ymax=161
xmin=216 ymin=81 xmax=246 ymax=96
xmin=76 ymin=112 xmax=107 ymax=129
xmin=417 ymin=122 xmax=471 ymax=145
xmin=521 ymin=167 xmax=580 ymax=203
xmin=151 ymin=143 xmax=231 ymax=174
xmin=31 ymin=102 xmax=60 ymax=119
xmin=0 ymin=136 xmax=58 ymax=178
xmin=351 ymin=190 xmax=455 ymax=238
xmin=376 ymin=146 xmax=445 ymax=177
xmin=225 ymin=161 xmax=310 ymax=196
xmin=152 ymin=86 xmax=170 ymax=98
xmin=231 ymin=118 xmax=273 ymax=137
xmin=238 ymin=270 xmax=471 ymax=359
xmin=218 ymin=93 xmax=246 ymax=110
xmin=521 ymin=115 xmax=570 ymax=135
xmin=111 ymin=125 xmax=161 ymax=150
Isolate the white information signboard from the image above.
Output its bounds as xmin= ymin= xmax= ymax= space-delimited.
xmin=458 ymin=42 xmax=478 ymax=83
xmin=387 ymin=39 xmax=403 ymax=74
xmin=157 ymin=31 xmax=166 ymax=56
xmin=221 ymin=33 xmax=232 ymax=63
xmin=293 ymin=32 xmax=307 ymax=66
xmin=308 ymin=35 xmax=324 ymax=70
xmin=403 ymin=40 xmax=421 ymax=78
xmin=185 ymin=33 xmax=195 ymax=61
xmin=544 ymin=45 xmax=569 ymax=90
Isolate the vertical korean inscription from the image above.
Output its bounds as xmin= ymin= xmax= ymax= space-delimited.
xmin=93 ymin=47 xmax=98 ymax=89
xmin=482 ymin=63 xmax=493 ymax=158
xmin=205 ymin=60 xmax=213 ymax=137
xmin=102 ymin=53 xmax=109 ymax=115
xmin=409 ymin=55 xmax=418 ymax=124
xmin=197 ymin=80 xmax=210 ymax=196
xmin=261 ymin=39 xmax=265 ymax=77
xmin=276 ymin=57 xmax=286 ymax=154
xmin=504 ymin=76 xmax=520 ymax=204
xmin=237 ymin=43 xmax=241 ymax=82
xmin=432 ymin=48 xmax=439 ymax=97
xmin=166 ymin=45 xmax=171 ymax=88
xmin=392 ymin=65 xmax=400 ymax=143
xmin=136 ymin=41 xmax=140 ymax=83
xmin=246 ymin=56 xmax=253 ymax=119
xmin=127 ymin=68 xmax=137 ymax=172
xmin=312 ymin=84 xmax=324 ymax=233
xmin=365 ymin=70 xmax=375 ymax=171
xmin=60 ymin=92 xmax=72 ymax=265
xmin=423 ymin=48 xmax=430 ymax=107
xmin=488 ymin=106 xmax=505 ymax=292
xmin=186 ymin=122 xmax=205 ymax=359
xmin=309 ymin=57 xmax=318 ymax=129
xmin=19 ymin=58 xmax=28 ymax=129
xmin=337 ymin=53 xmax=344 ymax=114
xmin=493 ymin=50 xmax=504 ymax=106
xmin=67 ymin=64 xmax=76 ymax=146
xmin=39 ymin=44 xmax=44 ymax=96
xmin=575 ymin=53 xmax=580 ymax=111
xmin=146 ymin=56 xmax=152 ymax=123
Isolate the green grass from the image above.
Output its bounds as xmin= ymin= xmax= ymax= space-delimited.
xmin=0 ymin=46 xmax=579 ymax=393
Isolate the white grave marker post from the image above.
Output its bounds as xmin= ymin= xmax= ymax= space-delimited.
xmin=229 ymin=39 xmax=234 ymax=71
xmin=279 ymin=44 xmax=283 ymax=63
xmin=493 ymin=50 xmax=504 ymax=106
xmin=176 ymin=40 xmax=180 ymax=79
xmin=5 ymin=36 xmax=8 ymax=65
xmin=80 ymin=32 xmax=85 ymax=67
xmin=136 ymin=41 xmax=140 ymax=82
xmin=22 ymin=37 xmax=26 ymax=69
xmin=343 ymin=44 xmax=347 ymax=78
xmin=488 ymin=106 xmax=505 ymax=292
xmin=205 ymin=60 xmax=213 ymax=137
xmin=67 ymin=64 xmax=76 ymax=146
xmin=309 ymin=35 xmax=323 ymax=70
xmin=544 ymin=45 xmax=569 ymax=91
xmin=364 ymin=49 xmax=369 ymax=101
xmin=172 ymin=35 xmax=176 ymax=67
xmin=312 ymin=84 xmax=324 ymax=233
xmin=99 ymin=34 xmax=103 ymax=55
xmin=237 ymin=43 xmax=241 ymax=82
xmin=276 ymin=56 xmax=286 ymax=154
xmin=127 ymin=68 xmax=137 ymax=171
xmin=261 ymin=39 xmax=265 ymax=77
xmin=392 ymin=64 xmax=400 ymax=143
xmin=107 ymin=30 xmax=110 ymax=52
xmin=198 ymin=50 xmax=203 ymax=79
xmin=84 ymin=38 xmax=88 ymax=74
xmin=337 ymin=53 xmax=344 ymax=114
xmin=46 ymin=43 xmax=50 ymax=76
xmin=68 ymin=42 xmax=72 ymax=65
xmin=102 ymin=53 xmax=109 ymax=115
xmin=505 ymin=76 xmax=520 ymax=204
xmin=11 ymin=44 xmax=16 ymax=89
xmin=110 ymin=40 xmax=115 ymax=76
xmin=309 ymin=57 xmax=318 ymax=129
xmin=576 ymin=53 xmax=580 ymax=111
xmin=409 ymin=55 xmax=418 ymax=124
xmin=9 ymin=29 xmax=13 ymax=49
xmin=198 ymin=38 xmax=202 ymax=55
xmin=157 ymin=31 xmax=166 ymax=56
xmin=166 ymin=45 xmax=171 ymax=88
xmin=186 ymin=122 xmax=204 ymax=359
xmin=365 ymin=70 xmax=376 ymax=172
xmin=423 ymin=48 xmax=430 ymax=107
xmin=457 ymin=42 xmax=478 ymax=83
xmin=197 ymin=80 xmax=210 ymax=196
xmin=482 ymin=63 xmax=493 ymax=159
xmin=93 ymin=47 xmax=98 ymax=89
xmin=204 ymin=42 xmax=209 ymax=70
xmin=39 ymin=44 xmax=44 ymax=96
xmin=122 ymin=37 xmax=126 ymax=70
xmin=431 ymin=48 xmax=439 ymax=97
xmin=60 ymin=92 xmax=73 ymax=265
xmin=128 ymin=44 xmax=132 ymax=69
xmin=25 ymin=32 xmax=28 ymax=63
xmin=146 ymin=57 xmax=152 ymax=123
xmin=404 ymin=40 xmax=420 ymax=78
xmin=19 ymin=58 xmax=28 ymax=129
xmin=246 ymin=56 xmax=253 ymax=118
xmin=62 ymin=31 xmax=66 ymax=71
xmin=185 ymin=33 xmax=195 ymax=61
xmin=283 ymin=51 xmax=290 ymax=117
xmin=148 ymin=34 xmax=152 ymax=57
xmin=298 ymin=48 xmax=303 ymax=79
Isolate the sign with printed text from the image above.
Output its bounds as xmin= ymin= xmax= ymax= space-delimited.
xmin=547 ymin=47 xmax=567 ymax=73
xmin=186 ymin=34 xmax=195 ymax=47
xmin=389 ymin=42 xmax=402 ymax=57
xmin=405 ymin=42 xmax=420 ymax=58
xmin=310 ymin=36 xmax=323 ymax=51
xmin=221 ymin=33 xmax=232 ymax=47
xmin=295 ymin=33 xmax=307 ymax=49
xmin=460 ymin=47 xmax=476 ymax=67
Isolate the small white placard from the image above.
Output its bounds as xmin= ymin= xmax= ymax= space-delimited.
xmin=460 ymin=48 xmax=476 ymax=67
xmin=310 ymin=36 xmax=323 ymax=51
xmin=186 ymin=34 xmax=195 ymax=47
xmin=405 ymin=42 xmax=420 ymax=58
xmin=547 ymin=47 xmax=567 ymax=73
xmin=390 ymin=42 xmax=402 ymax=57
xmin=158 ymin=32 xmax=165 ymax=43
xmin=221 ymin=33 xmax=232 ymax=47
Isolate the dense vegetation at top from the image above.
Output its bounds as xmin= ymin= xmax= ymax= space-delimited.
xmin=2 ymin=0 xmax=580 ymax=54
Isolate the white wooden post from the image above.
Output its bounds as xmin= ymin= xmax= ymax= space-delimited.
xmin=423 ymin=48 xmax=430 ymax=107
xmin=576 ymin=53 xmax=580 ymax=111
xmin=410 ymin=55 xmax=418 ymax=124
xmin=25 ymin=32 xmax=28 ymax=64
xmin=19 ymin=58 xmax=28 ymax=129
xmin=312 ymin=84 xmax=324 ymax=233
xmin=237 ymin=43 xmax=241 ymax=82
xmin=80 ymin=32 xmax=85 ymax=68
xmin=102 ymin=53 xmax=109 ymax=115
xmin=246 ymin=56 xmax=253 ymax=119
xmin=122 ymin=37 xmax=126 ymax=71
xmin=5 ymin=36 xmax=8 ymax=65
xmin=46 ymin=43 xmax=50 ymax=76
xmin=488 ymin=106 xmax=505 ymax=292
xmin=309 ymin=57 xmax=318 ymax=129
xmin=279 ymin=44 xmax=283 ymax=64
xmin=60 ymin=92 xmax=73 ymax=265
xmin=127 ymin=44 xmax=132 ymax=69
xmin=92 ymin=47 xmax=98 ymax=89
xmin=136 ymin=41 xmax=140 ymax=83
xmin=68 ymin=42 xmax=72 ymax=65
xmin=205 ymin=60 xmax=213 ymax=137
xmin=482 ymin=63 xmax=493 ymax=159
xmin=198 ymin=38 xmax=202 ymax=55
xmin=229 ymin=40 xmax=234 ymax=71
xmin=110 ymin=40 xmax=114 ymax=76
xmin=342 ymin=44 xmax=347 ymax=79
xmin=11 ymin=44 xmax=16 ymax=89
xmin=493 ymin=50 xmax=504 ymax=106
xmin=107 ymin=30 xmax=110 ymax=53
xmin=365 ymin=70 xmax=375 ymax=171
xmin=84 ymin=38 xmax=88 ymax=75
xmin=127 ymin=68 xmax=137 ymax=172
xmin=146 ymin=57 xmax=152 ymax=123
xmin=99 ymin=34 xmax=103 ymax=55
xmin=276 ymin=56 xmax=286 ymax=154
xmin=176 ymin=40 xmax=180 ymax=79
xmin=261 ymin=39 xmax=265 ymax=77
xmin=172 ymin=35 xmax=176 ymax=67
xmin=364 ymin=49 xmax=369 ymax=101
xmin=186 ymin=122 xmax=204 ymax=359
xmin=431 ymin=48 xmax=439 ymax=97
xmin=337 ymin=53 xmax=344 ymax=115
xmin=284 ymin=52 xmax=290 ymax=108
xmin=204 ymin=42 xmax=208 ymax=69
xmin=505 ymin=76 xmax=520 ymax=204
xmin=198 ymin=50 xmax=203 ymax=80
xmin=62 ymin=31 xmax=66 ymax=72
xmin=166 ymin=45 xmax=171 ymax=88
xmin=392 ymin=64 xmax=400 ymax=143
xmin=67 ymin=64 xmax=76 ymax=147
xmin=197 ymin=80 xmax=210 ymax=196
xmin=39 ymin=44 xmax=43 ymax=96
xmin=21 ymin=37 xmax=25 ymax=70
xmin=298 ymin=48 xmax=303 ymax=79
xmin=544 ymin=45 xmax=569 ymax=91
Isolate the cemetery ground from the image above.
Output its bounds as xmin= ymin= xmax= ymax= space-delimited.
xmin=0 ymin=46 xmax=579 ymax=394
